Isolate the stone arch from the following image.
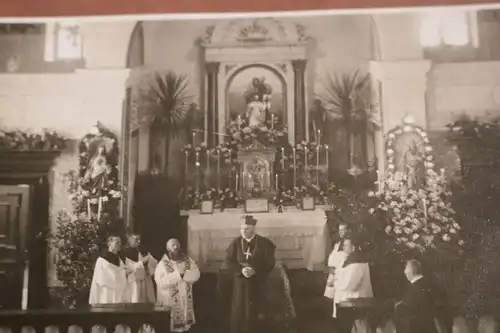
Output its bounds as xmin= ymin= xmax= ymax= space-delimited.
xmin=126 ymin=21 xmax=145 ymax=68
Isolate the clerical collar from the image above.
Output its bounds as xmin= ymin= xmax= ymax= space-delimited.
xmin=410 ymin=275 xmax=423 ymax=284
xmin=242 ymin=235 xmax=255 ymax=243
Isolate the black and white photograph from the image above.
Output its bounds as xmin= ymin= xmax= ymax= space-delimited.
xmin=0 ymin=5 xmax=499 ymax=333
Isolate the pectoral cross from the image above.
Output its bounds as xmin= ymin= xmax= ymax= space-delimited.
xmin=244 ymin=248 xmax=253 ymax=260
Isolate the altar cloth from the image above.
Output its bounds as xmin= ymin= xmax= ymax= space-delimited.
xmin=185 ymin=206 xmax=331 ymax=272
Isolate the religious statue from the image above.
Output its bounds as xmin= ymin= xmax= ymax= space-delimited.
xmin=84 ymin=144 xmax=112 ymax=194
xmin=244 ymin=77 xmax=273 ymax=104
xmin=245 ymin=94 xmax=267 ymax=127
xmin=402 ymin=140 xmax=426 ymax=189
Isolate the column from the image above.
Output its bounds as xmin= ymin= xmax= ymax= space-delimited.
xmin=370 ymin=60 xmax=431 ymax=181
xmin=292 ymin=60 xmax=307 ymax=143
xmin=206 ymin=62 xmax=220 ymax=147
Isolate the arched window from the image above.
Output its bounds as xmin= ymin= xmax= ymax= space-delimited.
xmin=420 ymin=10 xmax=479 ymax=48
xmin=44 ymin=21 xmax=83 ymax=62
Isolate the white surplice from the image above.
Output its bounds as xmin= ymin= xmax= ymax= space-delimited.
xmin=332 ymin=262 xmax=373 ymax=317
xmin=154 ymin=255 xmax=200 ymax=332
xmin=125 ymin=253 xmax=158 ymax=303
xmin=89 ymin=257 xmax=128 ymax=305
xmin=324 ymin=242 xmax=347 ymax=299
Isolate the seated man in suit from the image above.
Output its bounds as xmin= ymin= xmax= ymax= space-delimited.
xmin=393 ymin=259 xmax=438 ymax=333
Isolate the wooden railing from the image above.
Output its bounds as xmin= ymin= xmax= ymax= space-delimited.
xmin=0 ymin=304 xmax=170 ymax=333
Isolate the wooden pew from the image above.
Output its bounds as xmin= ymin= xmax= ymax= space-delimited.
xmin=0 ymin=304 xmax=170 ymax=333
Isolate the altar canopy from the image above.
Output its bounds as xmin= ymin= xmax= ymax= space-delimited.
xmin=186 ymin=207 xmax=330 ymax=272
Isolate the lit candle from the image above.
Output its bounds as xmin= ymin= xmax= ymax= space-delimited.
xmin=192 ymin=131 xmax=196 ymax=147
xmin=236 ymin=173 xmax=239 ymax=191
xmin=275 ymin=174 xmax=278 ymax=189
xmin=237 ymin=115 xmax=242 ymax=130
xmin=195 ymin=152 xmax=200 ymax=192
xmin=206 ymin=149 xmax=210 ymax=174
xmin=292 ymin=147 xmax=297 ymax=188
xmin=317 ymin=130 xmax=321 ymax=146
xmin=281 ymin=147 xmax=285 ymax=170
xmin=316 ymin=146 xmax=320 ymax=186
xmin=217 ymin=149 xmax=221 ymax=191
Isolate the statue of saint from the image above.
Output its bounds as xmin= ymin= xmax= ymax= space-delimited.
xmin=402 ymin=140 xmax=425 ymax=189
xmin=246 ymin=94 xmax=267 ymax=127
xmin=84 ymin=144 xmax=111 ymax=194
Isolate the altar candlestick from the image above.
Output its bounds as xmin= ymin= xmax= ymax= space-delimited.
xmin=271 ymin=114 xmax=275 ymax=129
xmin=317 ymin=130 xmax=321 ymax=146
xmin=281 ymin=147 xmax=285 ymax=170
xmin=275 ymin=174 xmax=278 ymax=189
xmin=237 ymin=115 xmax=242 ymax=130
xmin=195 ymin=152 xmax=200 ymax=192
xmin=192 ymin=131 xmax=196 ymax=147
xmin=325 ymin=145 xmax=329 ymax=181
xmin=316 ymin=146 xmax=320 ymax=186
xmin=292 ymin=148 xmax=297 ymax=188
xmin=304 ymin=147 xmax=308 ymax=180
xmin=422 ymin=198 xmax=428 ymax=227
xmin=206 ymin=150 xmax=210 ymax=174
xmin=217 ymin=149 xmax=221 ymax=190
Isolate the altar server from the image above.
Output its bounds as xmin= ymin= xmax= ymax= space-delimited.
xmin=123 ymin=233 xmax=157 ymax=303
xmin=155 ymin=238 xmax=200 ymax=333
xmin=224 ymin=215 xmax=276 ymax=333
xmin=89 ymin=235 xmax=128 ymax=305
xmin=324 ymin=222 xmax=350 ymax=299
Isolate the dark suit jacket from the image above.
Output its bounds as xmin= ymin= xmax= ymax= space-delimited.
xmin=394 ymin=277 xmax=438 ymax=333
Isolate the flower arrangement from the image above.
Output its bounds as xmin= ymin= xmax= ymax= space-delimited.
xmin=368 ymin=169 xmax=463 ymax=253
xmin=226 ymin=115 xmax=287 ymax=149
xmin=0 ymin=128 xmax=67 ymax=151
xmin=273 ymin=184 xmax=332 ymax=208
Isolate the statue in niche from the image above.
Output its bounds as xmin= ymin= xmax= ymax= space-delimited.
xmin=244 ymin=77 xmax=273 ymax=127
xmin=399 ymin=138 xmax=426 ymax=190
xmin=84 ymin=144 xmax=112 ymax=194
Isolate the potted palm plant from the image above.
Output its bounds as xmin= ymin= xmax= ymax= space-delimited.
xmin=135 ymin=71 xmax=192 ymax=170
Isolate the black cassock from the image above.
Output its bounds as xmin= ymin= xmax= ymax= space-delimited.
xmin=224 ymin=235 xmax=276 ymax=333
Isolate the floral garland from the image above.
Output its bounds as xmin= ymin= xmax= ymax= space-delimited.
xmin=0 ymin=128 xmax=67 ymax=151
xmin=385 ymin=122 xmax=434 ymax=174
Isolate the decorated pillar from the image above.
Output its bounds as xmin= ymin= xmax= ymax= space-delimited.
xmin=292 ymin=59 xmax=307 ymax=143
xmin=206 ymin=62 xmax=220 ymax=147
xmin=370 ymin=60 xmax=432 ymax=181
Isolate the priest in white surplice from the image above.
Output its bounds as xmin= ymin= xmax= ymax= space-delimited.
xmin=123 ymin=233 xmax=157 ymax=303
xmin=155 ymin=238 xmax=200 ymax=333
xmin=89 ymin=236 xmax=128 ymax=305
xmin=324 ymin=222 xmax=350 ymax=299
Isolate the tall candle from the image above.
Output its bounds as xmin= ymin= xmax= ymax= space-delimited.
xmin=206 ymin=150 xmax=210 ymax=178
xmin=236 ymin=173 xmax=239 ymax=191
xmin=281 ymin=147 xmax=285 ymax=170
xmin=304 ymin=147 xmax=308 ymax=180
xmin=317 ymin=130 xmax=321 ymax=146
xmin=195 ymin=152 xmax=200 ymax=192
xmin=316 ymin=146 xmax=320 ymax=186
xmin=325 ymin=145 xmax=329 ymax=183
xmin=192 ymin=131 xmax=196 ymax=147
xmin=271 ymin=114 xmax=275 ymax=129
xmin=237 ymin=115 xmax=242 ymax=130
xmin=292 ymin=148 xmax=297 ymax=188
xmin=217 ymin=149 xmax=221 ymax=190
xmin=185 ymin=150 xmax=189 ymax=195
xmin=275 ymin=174 xmax=278 ymax=189
xmin=422 ymin=198 xmax=428 ymax=227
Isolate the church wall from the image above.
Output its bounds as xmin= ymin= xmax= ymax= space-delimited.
xmin=0 ymin=69 xmax=129 ymax=286
xmin=141 ymin=15 xmax=374 ymax=102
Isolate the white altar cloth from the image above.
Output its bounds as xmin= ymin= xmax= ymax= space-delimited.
xmin=185 ymin=206 xmax=331 ymax=272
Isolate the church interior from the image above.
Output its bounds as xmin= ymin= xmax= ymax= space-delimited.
xmin=1 ymin=7 xmax=500 ymax=333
